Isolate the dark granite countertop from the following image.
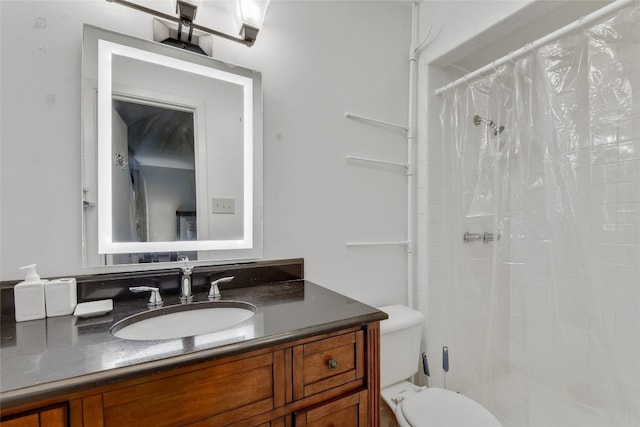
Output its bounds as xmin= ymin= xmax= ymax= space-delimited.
xmin=0 ymin=280 xmax=387 ymax=409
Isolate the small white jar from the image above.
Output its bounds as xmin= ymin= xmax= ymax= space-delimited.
xmin=45 ymin=278 xmax=77 ymax=317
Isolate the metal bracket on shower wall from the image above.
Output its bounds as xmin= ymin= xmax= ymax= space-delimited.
xmin=463 ymin=232 xmax=502 ymax=243
xmin=463 ymin=232 xmax=482 ymax=243
xmin=483 ymin=232 xmax=500 ymax=243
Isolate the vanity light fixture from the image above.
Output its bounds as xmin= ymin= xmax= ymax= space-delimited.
xmin=175 ymin=0 xmax=199 ymax=43
xmin=235 ymin=0 xmax=271 ymax=45
xmin=106 ymin=0 xmax=271 ymax=47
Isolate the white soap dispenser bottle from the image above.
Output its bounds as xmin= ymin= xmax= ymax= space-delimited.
xmin=14 ymin=264 xmax=47 ymax=322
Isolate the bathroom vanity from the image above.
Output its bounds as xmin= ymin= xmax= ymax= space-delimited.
xmin=0 ymin=259 xmax=386 ymax=426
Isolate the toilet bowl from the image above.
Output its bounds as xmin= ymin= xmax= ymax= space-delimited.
xmin=381 ymin=380 xmax=501 ymax=427
xmin=379 ymin=305 xmax=502 ymax=427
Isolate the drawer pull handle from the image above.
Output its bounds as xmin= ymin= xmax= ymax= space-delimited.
xmin=327 ymin=359 xmax=339 ymax=371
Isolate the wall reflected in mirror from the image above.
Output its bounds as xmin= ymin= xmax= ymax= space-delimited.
xmin=82 ymin=25 xmax=263 ymax=267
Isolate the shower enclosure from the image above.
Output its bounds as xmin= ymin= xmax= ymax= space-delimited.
xmin=428 ymin=4 xmax=639 ymax=427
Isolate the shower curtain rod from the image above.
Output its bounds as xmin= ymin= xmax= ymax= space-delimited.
xmin=435 ymin=0 xmax=637 ymax=95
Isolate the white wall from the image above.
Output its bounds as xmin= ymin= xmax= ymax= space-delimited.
xmin=0 ymin=0 xmax=411 ymax=307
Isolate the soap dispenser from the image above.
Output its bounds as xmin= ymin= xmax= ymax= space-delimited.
xmin=14 ymin=264 xmax=47 ymax=322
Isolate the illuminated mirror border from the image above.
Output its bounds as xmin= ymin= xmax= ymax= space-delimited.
xmin=81 ymin=25 xmax=264 ymax=266
xmin=98 ymin=40 xmax=254 ymax=254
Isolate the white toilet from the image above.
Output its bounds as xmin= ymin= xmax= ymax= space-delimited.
xmin=379 ymin=305 xmax=502 ymax=427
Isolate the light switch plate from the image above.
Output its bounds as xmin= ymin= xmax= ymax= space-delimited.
xmin=211 ymin=197 xmax=235 ymax=214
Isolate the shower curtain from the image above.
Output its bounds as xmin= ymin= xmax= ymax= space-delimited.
xmin=438 ymin=4 xmax=639 ymax=427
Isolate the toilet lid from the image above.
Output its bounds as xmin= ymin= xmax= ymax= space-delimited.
xmin=400 ymin=388 xmax=501 ymax=427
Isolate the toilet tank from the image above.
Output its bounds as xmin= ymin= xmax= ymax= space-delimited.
xmin=378 ymin=305 xmax=425 ymax=388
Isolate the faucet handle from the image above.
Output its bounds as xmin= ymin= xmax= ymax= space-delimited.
xmin=129 ymin=286 xmax=164 ymax=307
xmin=208 ymin=276 xmax=234 ymax=300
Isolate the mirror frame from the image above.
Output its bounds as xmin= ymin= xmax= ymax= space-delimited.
xmin=82 ymin=25 xmax=263 ymax=266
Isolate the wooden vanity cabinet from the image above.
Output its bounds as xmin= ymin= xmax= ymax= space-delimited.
xmin=293 ymin=330 xmax=365 ymax=401
xmin=1 ymin=323 xmax=380 ymax=427
xmin=294 ymin=390 xmax=369 ymax=427
xmin=0 ymin=404 xmax=67 ymax=427
xmin=100 ymin=351 xmax=283 ymax=426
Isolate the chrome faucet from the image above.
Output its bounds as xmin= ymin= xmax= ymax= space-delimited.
xmin=208 ymin=276 xmax=234 ymax=300
xmin=179 ymin=263 xmax=193 ymax=303
xmin=129 ymin=286 xmax=164 ymax=307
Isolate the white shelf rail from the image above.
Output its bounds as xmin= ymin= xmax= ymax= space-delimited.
xmin=346 ymin=155 xmax=408 ymax=169
xmin=345 ymin=241 xmax=409 ymax=247
xmin=344 ymin=112 xmax=408 ymax=133
xmin=344 ymin=6 xmax=437 ymax=309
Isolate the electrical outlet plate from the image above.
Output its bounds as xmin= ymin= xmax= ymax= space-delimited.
xmin=211 ymin=197 xmax=235 ymax=214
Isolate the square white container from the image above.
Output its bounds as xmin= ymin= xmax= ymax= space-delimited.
xmin=45 ymin=278 xmax=77 ymax=317
xmin=14 ymin=280 xmax=46 ymax=322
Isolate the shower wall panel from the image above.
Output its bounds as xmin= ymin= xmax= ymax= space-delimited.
xmin=426 ymin=4 xmax=639 ymax=426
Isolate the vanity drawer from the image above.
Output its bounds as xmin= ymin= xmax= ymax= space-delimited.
xmin=101 ymin=352 xmax=282 ymax=427
xmin=292 ymin=330 xmax=365 ymax=400
xmin=294 ymin=390 xmax=368 ymax=427
xmin=0 ymin=404 xmax=67 ymax=427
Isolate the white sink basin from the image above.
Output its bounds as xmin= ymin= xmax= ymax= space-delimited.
xmin=111 ymin=301 xmax=256 ymax=341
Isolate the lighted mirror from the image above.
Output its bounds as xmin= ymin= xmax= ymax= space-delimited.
xmin=82 ymin=25 xmax=263 ymax=266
